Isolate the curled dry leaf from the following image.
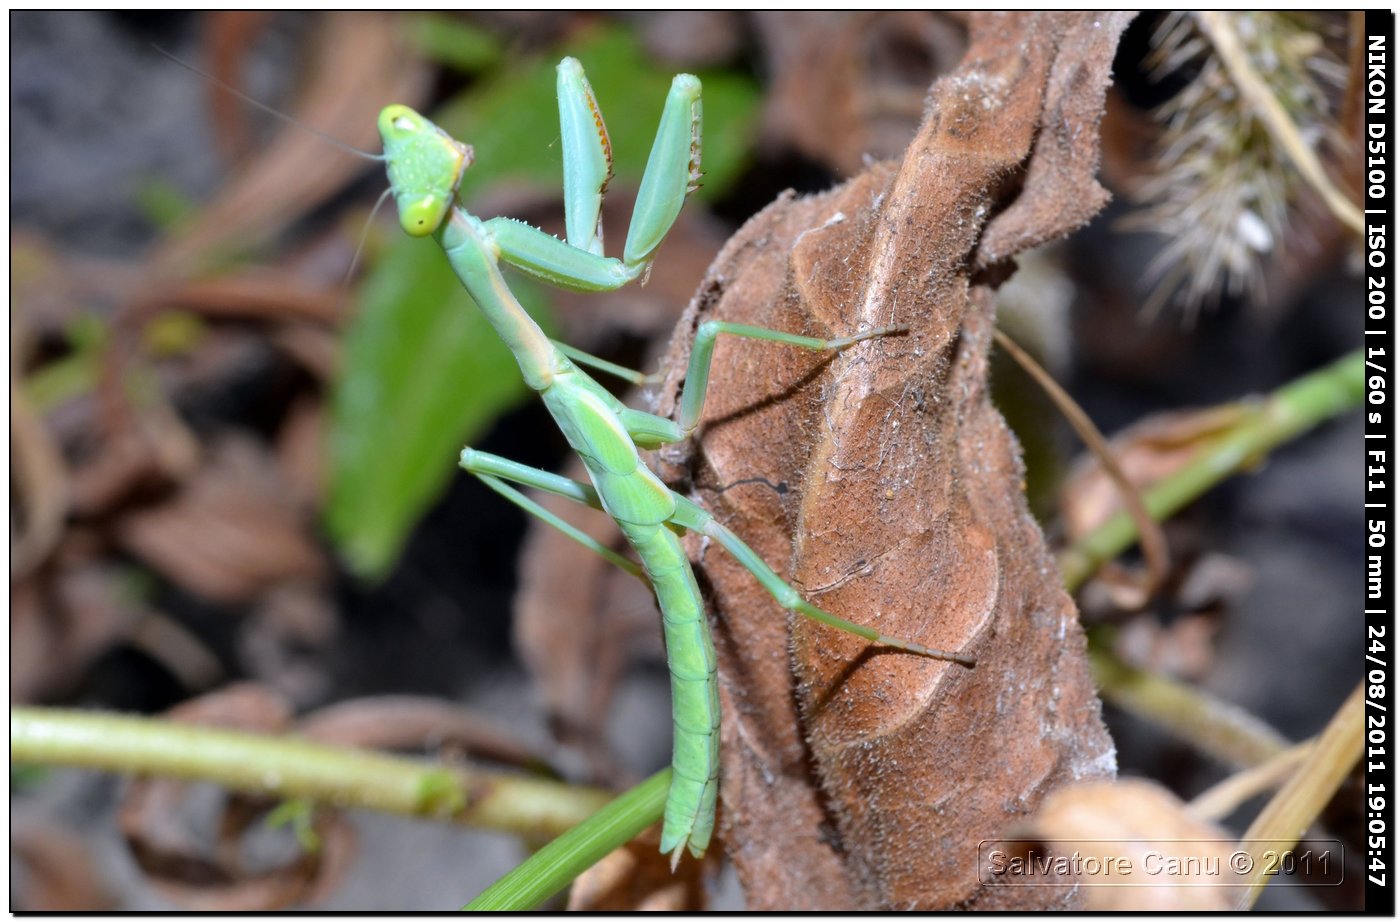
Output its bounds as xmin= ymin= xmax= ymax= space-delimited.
xmin=68 ymin=388 xmax=201 ymax=518
xmin=239 ymin=582 xmax=339 ymax=706
xmin=1107 ymin=552 xmax=1253 ymax=679
xmin=11 ymin=350 xmax=71 ymax=578
xmin=298 ymin=695 xmax=547 ymax=770
xmin=120 ymin=683 xmax=356 ymax=911
xmin=114 ymin=435 xmax=325 ymax=604
xmin=567 ymin=839 xmax=709 ymax=911
xmin=147 ymin=11 xmax=431 ymax=280
xmin=201 ymin=11 xmax=278 ymax=162
xmin=638 ymin=10 xmax=744 ymax=69
xmin=1010 ymin=778 xmax=1238 ymax=911
xmin=11 ymin=815 xmax=116 ymax=911
xmin=275 ymin=395 xmax=327 ymax=509
xmin=1114 ymin=612 xmax=1222 ymax=681
xmin=649 ymin=12 xmax=1130 ymax=909
xmin=1060 ymin=403 xmax=1256 ymax=612
xmin=142 ymin=270 xmax=344 ymax=328
xmin=11 ymin=543 xmax=140 ymax=701
xmin=1060 ymin=403 xmax=1255 ymax=542
xmin=754 ymin=12 xmax=968 ymax=176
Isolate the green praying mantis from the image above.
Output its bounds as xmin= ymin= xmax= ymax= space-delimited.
xmin=174 ymin=51 xmax=978 ymax=866
xmin=374 ymin=58 xmax=977 ymax=866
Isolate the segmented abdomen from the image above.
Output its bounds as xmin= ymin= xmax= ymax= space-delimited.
xmin=542 ymin=372 xmax=719 ymax=860
xmin=619 ymin=519 xmax=720 ymax=861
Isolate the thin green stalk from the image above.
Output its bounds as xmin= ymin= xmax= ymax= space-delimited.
xmin=464 ymin=768 xmax=671 ymax=911
xmin=1088 ymin=639 xmax=1289 ymax=768
xmin=10 ymin=707 xmax=611 ymax=841
xmin=1064 ymin=350 xmax=1364 ymax=766
xmin=1060 ymin=348 xmax=1364 ymax=590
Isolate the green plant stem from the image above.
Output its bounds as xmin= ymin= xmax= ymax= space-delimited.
xmin=464 ymin=768 xmax=671 ymax=911
xmin=1088 ymin=640 xmax=1289 ymax=768
xmin=1063 ymin=350 xmax=1364 ymax=766
xmin=1060 ymin=348 xmax=1364 ymax=590
xmin=10 ymin=707 xmax=611 ymax=841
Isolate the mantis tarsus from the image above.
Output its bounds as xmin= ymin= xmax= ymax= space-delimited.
xmin=381 ymin=57 xmax=979 ymax=866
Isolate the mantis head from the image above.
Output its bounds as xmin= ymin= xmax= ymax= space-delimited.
xmin=377 ymin=105 xmax=474 ymax=237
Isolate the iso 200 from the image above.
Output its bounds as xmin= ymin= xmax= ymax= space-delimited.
xmin=1261 ymin=849 xmax=1331 ymax=877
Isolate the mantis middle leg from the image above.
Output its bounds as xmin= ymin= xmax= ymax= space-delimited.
xmin=460 ymin=448 xmax=974 ymax=666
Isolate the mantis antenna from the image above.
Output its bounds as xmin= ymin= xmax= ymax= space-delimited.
xmin=151 ymin=44 xmax=384 ymax=163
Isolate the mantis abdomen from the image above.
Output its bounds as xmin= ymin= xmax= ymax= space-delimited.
xmin=541 ymin=372 xmax=720 ymax=861
xmin=619 ymin=520 xmax=719 ymax=859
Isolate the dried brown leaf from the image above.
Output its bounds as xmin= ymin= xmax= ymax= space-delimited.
xmin=127 ymin=609 xmax=226 ymax=692
xmin=202 ymin=11 xmax=280 ymax=162
xmin=239 ymin=583 xmax=338 ymax=705
xmin=148 ymin=12 xmax=430 ymax=280
xmin=145 ymin=270 xmax=343 ymax=327
xmin=275 ymin=394 xmax=328 ymax=507
xmin=115 ymin=435 xmax=325 ymax=603
xmin=1114 ymin=612 xmax=1221 ymax=681
xmin=119 ymin=683 xmax=356 ymax=911
xmin=11 ymin=329 xmax=71 ymax=578
xmin=639 ymin=11 xmax=743 ymax=68
xmin=68 ymin=384 xmax=202 ymax=517
xmin=11 ymin=545 xmax=139 ymax=701
xmin=651 ymin=12 xmax=1129 ymax=909
xmin=1060 ymin=403 xmax=1253 ymax=541
xmin=755 ymin=12 xmax=968 ymax=176
xmin=299 ymin=695 xmax=546 ymax=769
xmin=11 ymin=815 xmax=116 ymax=911
xmin=1014 ymin=778 xmax=1238 ymax=911
xmin=567 ymin=839 xmax=709 ymax=911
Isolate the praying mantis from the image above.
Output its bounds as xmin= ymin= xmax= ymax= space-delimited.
xmin=377 ymin=57 xmax=977 ymax=866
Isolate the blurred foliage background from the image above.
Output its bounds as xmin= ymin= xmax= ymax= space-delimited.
xmin=10 ymin=11 xmax=1363 ymax=910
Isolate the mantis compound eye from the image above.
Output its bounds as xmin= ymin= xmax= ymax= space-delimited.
xmin=377 ymin=104 xmax=423 ymax=141
xmin=398 ymin=195 xmax=447 ymax=237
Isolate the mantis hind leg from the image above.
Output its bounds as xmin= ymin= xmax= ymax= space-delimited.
xmin=668 ymin=495 xmax=975 ymax=667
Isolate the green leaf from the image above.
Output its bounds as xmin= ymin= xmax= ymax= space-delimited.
xmin=326 ymin=231 xmax=553 ymax=578
xmin=404 ymin=13 xmax=503 ymax=74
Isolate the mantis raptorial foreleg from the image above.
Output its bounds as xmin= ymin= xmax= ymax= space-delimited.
xmin=374 ymin=55 xmax=974 ymax=865
xmin=481 ymin=60 xmax=701 ymax=293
